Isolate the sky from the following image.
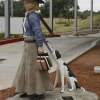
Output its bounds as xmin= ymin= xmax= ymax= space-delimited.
xmin=78 ymin=0 xmax=100 ymax=11
xmin=0 ymin=0 xmax=100 ymax=11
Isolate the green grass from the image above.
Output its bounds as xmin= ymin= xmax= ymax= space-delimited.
xmin=41 ymin=14 xmax=100 ymax=34
xmin=78 ymin=14 xmax=100 ymax=30
xmin=93 ymin=14 xmax=100 ymax=28
xmin=0 ymin=33 xmax=22 ymax=40
xmin=0 ymin=33 xmax=4 ymax=39
xmin=0 ymin=15 xmax=100 ymax=38
xmin=41 ymin=18 xmax=73 ymax=34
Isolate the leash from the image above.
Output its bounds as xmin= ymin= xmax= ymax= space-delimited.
xmin=27 ymin=13 xmax=53 ymax=54
xmin=38 ymin=14 xmax=54 ymax=35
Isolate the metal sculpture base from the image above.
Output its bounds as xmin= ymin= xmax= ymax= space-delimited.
xmin=7 ymin=88 xmax=99 ymax=100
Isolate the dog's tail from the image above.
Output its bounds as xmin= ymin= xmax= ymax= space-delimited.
xmin=64 ymin=63 xmax=85 ymax=91
xmin=63 ymin=63 xmax=76 ymax=77
xmin=75 ymin=81 xmax=85 ymax=91
xmin=75 ymin=81 xmax=81 ymax=89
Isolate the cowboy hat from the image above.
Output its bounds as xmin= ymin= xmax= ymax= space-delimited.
xmin=22 ymin=0 xmax=44 ymax=4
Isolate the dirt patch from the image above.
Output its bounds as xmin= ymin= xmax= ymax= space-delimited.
xmin=69 ymin=46 xmax=100 ymax=97
xmin=0 ymin=87 xmax=15 ymax=100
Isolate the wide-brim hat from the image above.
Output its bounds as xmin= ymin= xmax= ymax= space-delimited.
xmin=37 ymin=0 xmax=44 ymax=4
xmin=22 ymin=0 xmax=44 ymax=4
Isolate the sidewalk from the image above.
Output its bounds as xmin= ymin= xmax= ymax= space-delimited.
xmin=0 ymin=37 xmax=99 ymax=90
xmin=8 ymin=88 xmax=98 ymax=100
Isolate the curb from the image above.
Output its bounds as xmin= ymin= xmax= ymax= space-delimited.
xmin=0 ymin=38 xmax=24 ymax=45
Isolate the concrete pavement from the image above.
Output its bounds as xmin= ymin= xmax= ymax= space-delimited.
xmin=7 ymin=89 xmax=98 ymax=100
xmin=0 ymin=37 xmax=100 ymax=91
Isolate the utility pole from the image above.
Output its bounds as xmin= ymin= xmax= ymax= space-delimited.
xmin=11 ymin=0 xmax=14 ymax=17
xmin=49 ymin=0 xmax=53 ymax=32
xmin=74 ymin=0 xmax=78 ymax=35
xmin=4 ymin=0 xmax=10 ymax=38
xmin=90 ymin=0 xmax=93 ymax=31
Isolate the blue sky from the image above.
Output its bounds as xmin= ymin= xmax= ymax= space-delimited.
xmin=78 ymin=0 xmax=100 ymax=11
xmin=0 ymin=0 xmax=100 ymax=11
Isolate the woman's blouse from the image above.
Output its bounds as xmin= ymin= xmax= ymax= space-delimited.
xmin=23 ymin=11 xmax=44 ymax=47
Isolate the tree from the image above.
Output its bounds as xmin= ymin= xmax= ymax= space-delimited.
xmin=79 ymin=10 xmax=90 ymax=19
xmin=0 ymin=1 xmax=25 ymax=17
xmin=41 ymin=1 xmax=49 ymax=17
xmin=41 ymin=0 xmax=74 ymax=18
xmin=0 ymin=0 xmax=76 ymax=18
xmin=13 ymin=1 xmax=25 ymax=17
xmin=0 ymin=1 xmax=4 ymax=16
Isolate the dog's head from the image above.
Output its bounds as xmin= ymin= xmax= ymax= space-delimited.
xmin=63 ymin=63 xmax=76 ymax=78
xmin=55 ymin=50 xmax=61 ymax=59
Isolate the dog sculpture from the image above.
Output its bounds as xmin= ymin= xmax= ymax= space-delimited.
xmin=44 ymin=42 xmax=85 ymax=93
xmin=53 ymin=50 xmax=85 ymax=93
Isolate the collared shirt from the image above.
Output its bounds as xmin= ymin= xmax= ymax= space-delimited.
xmin=23 ymin=11 xmax=44 ymax=47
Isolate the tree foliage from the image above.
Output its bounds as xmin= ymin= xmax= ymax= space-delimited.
xmin=0 ymin=0 xmax=100 ymax=19
xmin=41 ymin=0 xmax=74 ymax=18
xmin=13 ymin=1 xmax=25 ymax=17
xmin=0 ymin=1 xmax=25 ymax=17
xmin=0 ymin=1 xmax=4 ymax=16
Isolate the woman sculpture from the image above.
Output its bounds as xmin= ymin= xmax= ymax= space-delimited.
xmin=13 ymin=0 xmax=53 ymax=99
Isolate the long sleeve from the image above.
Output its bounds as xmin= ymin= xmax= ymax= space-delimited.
xmin=28 ymin=12 xmax=44 ymax=47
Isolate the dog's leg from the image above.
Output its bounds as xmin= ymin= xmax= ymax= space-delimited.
xmin=64 ymin=67 xmax=69 ymax=90
xmin=68 ymin=78 xmax=76 ymax=91
xmin=75 ymin=81 xmax=85 ymax=92
xmin=81 ymin=87 xmax=85 ymax=92
xmin=53 ymin=69 xmax=59 ymax=88
xmin=59 ymin=66 xmax=65 ymax=93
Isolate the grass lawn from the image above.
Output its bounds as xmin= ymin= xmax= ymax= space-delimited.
xmin=0 ymin=33 xmax=4 ymax=40
xmin=0 ymin=14 xmax=100 ymax=38
xmin=41 ymin=18 xmax=73 ymax=34
xmin=41 ymin=14 xmax=100 ymax=34
xmin=0 ymin=33 xmax=22 ymax=40
xmin=79 ymin=14 xmax=100 ymax=29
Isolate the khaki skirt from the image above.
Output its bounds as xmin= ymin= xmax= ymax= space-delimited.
xmin=13 ymin=39 xmax=53 ymax=95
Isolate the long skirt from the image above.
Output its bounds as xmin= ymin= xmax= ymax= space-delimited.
xmin=13 ymin=41 xmax=53 ymax=95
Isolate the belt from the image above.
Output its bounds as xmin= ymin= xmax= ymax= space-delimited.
xmin=23 ymin=35 xmax=36 ymax=43
xmin=24 ymin=39 xmax=36 ymax=43
xmin=23 ymin=35 xmax=35 ymax=39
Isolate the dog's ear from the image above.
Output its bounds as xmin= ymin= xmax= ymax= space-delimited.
xmin=63 ymin=63 xmax=67 ymax=66
xmin=63 ymin=63 xmax=76 ymax=77
xmin=55 ymin=50 xmax=61 ymax=59
xmin=75 ymin=81 xmax=81 ymax=89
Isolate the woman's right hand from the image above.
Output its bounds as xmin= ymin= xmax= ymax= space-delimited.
xmin=38 ymin=47 xmax=44 ymax=54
